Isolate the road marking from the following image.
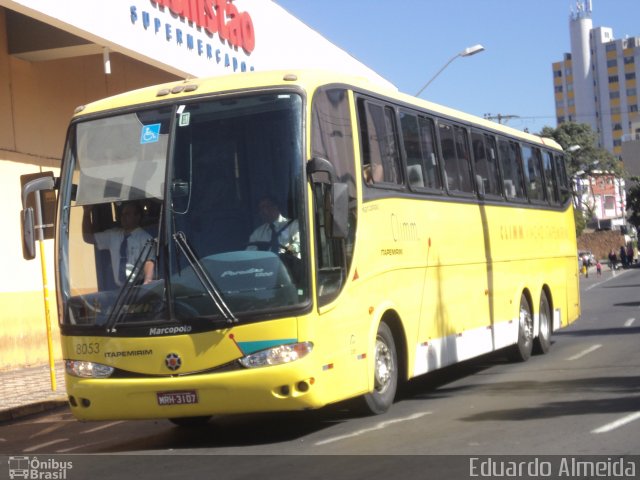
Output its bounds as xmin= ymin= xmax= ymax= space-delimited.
xmin=56 ymin=439 xmax=108 ymax=453
xmin=314 ymin=411 xmax=431 ymax=446
xmin=29 ymin=422 xmax=66 ymax=439
xmin=585 ymin=269 xmax=628 ymax=291
xmin=23 ymin=438 xmax=68 ymax=452
xmin=566 ymin=344 xmax=602 ymax=361
xmin=81 ymin=421 xmax=125 ymax=433
xmin=592 ymin=411 xmax=640 ymax=434
xmin=624 ymin=318 xmax=635 ymax=327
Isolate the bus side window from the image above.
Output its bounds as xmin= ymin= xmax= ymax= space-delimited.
xmin=439 ymin=123 xmax=457 ymax=191
xmin=522 ymin=145 xmax=546 ymax=203
xmin=454 ymin=126 xmax=473 ymax=192
xmin=471 ymin=130 xmax=501 ymax=197
xmin=399 ymin=111 xmax=442 ymax=190
xmin=359 ymin=99 xmax=402 ymax=186
xmin=542 ymin=150 xmax=560 ymax=205
xmin=498 ymin=138 xmax=526 ymax=201
xmin=419 ymin=116 xmax=442 ymax=190
xmin=439 ymin=122 xmax=472 ymax=194
xmin=312 ymin=87 xmax=357 ymax=306
xmin=399 ymin=112 xmax=424 ymax=188
xmin=554 ymin=153 xmax=571 ymax=204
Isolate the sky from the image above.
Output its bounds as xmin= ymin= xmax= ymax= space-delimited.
xmin=274 ymin=0 xmax=640 ymax=134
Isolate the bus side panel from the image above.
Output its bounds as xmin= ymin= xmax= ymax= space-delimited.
xmin=487 ymin=204 xmax=580 ymax=334
xmin=354 ymin=199 xmax=493 ymax=380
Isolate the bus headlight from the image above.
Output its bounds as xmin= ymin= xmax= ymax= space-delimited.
xmin=238 ymin=342 xmax=313 ymax=368
xmin=65 ymin=360 xmax=114 ymax=378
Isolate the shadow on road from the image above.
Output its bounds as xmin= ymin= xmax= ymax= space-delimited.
xmin=554 ymin=326 xmax=640 ymax=337
xmin=452 ymin=375 xmax=640 ymax=422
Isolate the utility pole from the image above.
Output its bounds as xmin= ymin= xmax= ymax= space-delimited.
xmin=483 ymin=113 xmax=519 ymax=125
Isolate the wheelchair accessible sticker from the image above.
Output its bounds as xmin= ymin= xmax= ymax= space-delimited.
xmin=140 ymin=123 xmax=161 ymax=144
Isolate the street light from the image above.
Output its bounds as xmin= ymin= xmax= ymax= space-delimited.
xmin=415 ymin=44 xmax=485 ymax=97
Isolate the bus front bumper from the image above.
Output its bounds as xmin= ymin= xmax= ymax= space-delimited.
xmin=64 ymin=362 xmax=325 ymax=421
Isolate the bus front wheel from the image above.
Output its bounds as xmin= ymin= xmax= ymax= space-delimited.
xmin=508 ymin=293 xmax=533 ymax=362
xmin=360 ymin=322 xmax=398 ymax=415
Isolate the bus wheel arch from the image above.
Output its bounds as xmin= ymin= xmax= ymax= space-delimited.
xmin=533 ymin=286 xmax=552 ymax=355
xmin=508 ymin=290 xmax=534 ymax=362
xmin=359 ymin=311 xmax=405 ymax=415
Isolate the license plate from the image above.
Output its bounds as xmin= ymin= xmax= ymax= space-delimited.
xmin=156 ymin=390 xmax=198 ymax=406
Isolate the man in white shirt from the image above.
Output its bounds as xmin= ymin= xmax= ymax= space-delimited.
xmin=247 ymin=196 xmax=299 ymax=257
xmin=83 ymin=202 xmax=155 ymax=286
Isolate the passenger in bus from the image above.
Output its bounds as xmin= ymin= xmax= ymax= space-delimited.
xmin=83 ymin=201 xmax=155 ymax=286
xmin=247 ymin=196 xmax=300 ymax=258
xmin=363 ymin=161 xmax=384 ymax=185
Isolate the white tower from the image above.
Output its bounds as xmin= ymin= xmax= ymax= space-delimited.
xmin=569 ymin=0 xmax=597 ymax=132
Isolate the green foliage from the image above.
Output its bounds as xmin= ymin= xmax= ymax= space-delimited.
xmin=539 ymin=122 xmax=624 ymax=176
xmin=574 ymin=208 xmax=587 ymax=237
xmin=626 ymin=181 xmax=640 ymax=230
xmin=539 ymin=121 xmax=626 ymax=237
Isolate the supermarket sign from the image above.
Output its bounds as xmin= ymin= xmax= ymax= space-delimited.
xmin=148 ymin=0 xmax=255 ymax=53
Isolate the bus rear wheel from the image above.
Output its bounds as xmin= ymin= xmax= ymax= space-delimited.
xmin=508 ymin=293 xmax=533 ymax=362
xmin=359 ymin=322 xmax=398 ymax=415
xmin=534 ymin=291 xmax=552 ymax=354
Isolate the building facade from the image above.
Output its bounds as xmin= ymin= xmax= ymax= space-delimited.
xmin=621 ymin=120 xmax=640 ymax=177
xmin=0 ymin=0 xmax=393 ymax=370
xmin=573 ymin=171 xmax=626 ymax=230
xmin=552 ymin=0 xmax=640 ymax=158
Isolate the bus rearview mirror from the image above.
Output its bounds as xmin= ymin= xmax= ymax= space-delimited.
xmin=21 ymin=207 xmax=36 ymax=260
xmin=328 ymin=182 xmax=348 ymax=239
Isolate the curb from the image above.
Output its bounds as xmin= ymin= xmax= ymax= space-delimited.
xmin=0 ymin=399 xmax=68 ymax=423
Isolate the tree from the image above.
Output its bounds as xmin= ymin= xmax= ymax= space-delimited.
xmin=626 ymin=178 xmax=640 ymax=231
xmin=539 ymin=122 xmax=624 ymax=176
xmin=574 ymin=208 xmax=587 ymax=237
xmin=539 ymin=122 xmax=625 ymax=235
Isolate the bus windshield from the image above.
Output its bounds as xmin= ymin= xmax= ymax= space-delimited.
xmin=60 ymin=92 xmax=307 ymax=330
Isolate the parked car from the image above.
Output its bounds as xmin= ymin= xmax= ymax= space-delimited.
xmin=578 ymin=250 xmax=596 ymax=266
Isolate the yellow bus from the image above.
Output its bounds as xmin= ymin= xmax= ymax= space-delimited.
xmin=21 ymin=70 xmax=580 ymax=424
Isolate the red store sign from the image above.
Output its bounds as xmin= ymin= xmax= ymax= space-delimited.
xmin=151 ymin=0 xmax=255 ymax=53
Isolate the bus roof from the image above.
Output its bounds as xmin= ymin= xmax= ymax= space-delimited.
xmin=74 ymin=69 xmax=562 ymax=151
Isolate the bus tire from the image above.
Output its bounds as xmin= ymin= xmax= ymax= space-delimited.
xmin=508 ymin=293 xmax=533 ymax=362
xmin=359 ymin=322 xmax=398 ymax=415
xmin=534 ymin=291 xmax=552 ymax=355
xmin=169 ymin=416 xmax=212 ymax=427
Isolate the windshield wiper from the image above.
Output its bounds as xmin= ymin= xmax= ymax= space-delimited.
xmin=104 ymin=238 xmax=156 ymax=332
xmin=172 ymin=231 xmax=237 ymax=324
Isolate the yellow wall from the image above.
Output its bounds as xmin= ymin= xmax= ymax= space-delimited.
xmin=0 ymin=8 xmax=178 ymax=370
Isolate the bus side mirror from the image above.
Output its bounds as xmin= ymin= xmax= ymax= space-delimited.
xmin=307 ymin=157 xmax=348 ymax=240
xmin=20 ymin=173 xmax=56 ymax=260
xmin=21 ymin=207 xmax=36 ymax=260
xmin=327 ymin=182 xmax=348 ymax=239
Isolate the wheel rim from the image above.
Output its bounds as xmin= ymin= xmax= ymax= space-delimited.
xmin=520 ymin=300 xmax=533 ymax=348
xmin=374 ymin=336 xmax=394 ymax=393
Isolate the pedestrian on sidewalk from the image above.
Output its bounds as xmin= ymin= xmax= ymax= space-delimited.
xmin=609 ymin=249 xmax=618 ymax=271
xmin=596 ymin=260 xmax=602 ymax=276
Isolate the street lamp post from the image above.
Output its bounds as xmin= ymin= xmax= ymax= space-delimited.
xmin=415 ymin=44 xmax=485 ymax=97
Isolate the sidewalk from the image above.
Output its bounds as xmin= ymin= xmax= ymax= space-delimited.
xmin=0 ymin=362 xmax=68 ymax=422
